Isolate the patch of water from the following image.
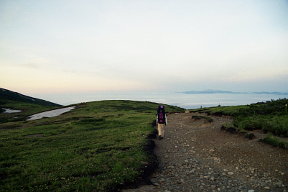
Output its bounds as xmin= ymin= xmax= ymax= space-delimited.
xmin=28 ymin=106 xmax=75 ymax=121
xmin=3 ymin=108 xmax=22 ymax=113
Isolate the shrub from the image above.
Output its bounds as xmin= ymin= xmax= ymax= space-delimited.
xmin=221 ymin=123 xmax=238 ymax=134
xmin=260 ymin=135 xmax=288 ymax=149
xmin=191 ymin=115 xmax=213 ymax=123
xmin=245 ymin=133 xmax=256 ymax=140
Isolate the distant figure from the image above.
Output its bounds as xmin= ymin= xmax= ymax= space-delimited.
xmin=156 ymin=105 xmax=167 ymax=140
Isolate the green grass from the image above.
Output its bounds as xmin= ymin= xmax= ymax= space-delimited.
xmin=193 ymin=98 xmax=288 ymax=138
xmin=234 ymin=115 xmax=288 ymax=137
xmin=0 ymin=100 xmax=184 ymax=192
xmin=191 ymin=105 xmax=249 ymax=116
xmin=260 ymin=135 xmax=288 ymax=149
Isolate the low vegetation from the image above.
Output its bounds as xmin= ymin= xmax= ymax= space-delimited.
xmin=191 ymin=115 xmax=213 ymax=123
xmin=0 ymin=88 xmax=61 ymax=123
xmin=0 ymin=100 xmax=184 ymax=192
xmin=260 ymin=135 xmax=288 ymax=149
xmin=194 ymin=98 xmax=288 ymax=149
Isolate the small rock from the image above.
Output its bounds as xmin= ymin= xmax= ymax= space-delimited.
xmin=264 ymin=186 xmax=270 ymax=190
xmin=189 ymin=169 xmax=195 ymax=173
xmin=228 ymin=172 xmax=234 ymax=175
xmin=273 ymin=182 xmax=282 ymax=187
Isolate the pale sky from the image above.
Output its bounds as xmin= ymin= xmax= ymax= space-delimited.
xmin=1 ymin=0 xmax=288 ymax=95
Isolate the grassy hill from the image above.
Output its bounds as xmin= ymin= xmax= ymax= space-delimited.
xmin=192 ymin=98 xmax=288 ymax=148
xmin=0 ymin=88 xmax=60 ymax=107
xmin=0 ymin=98 xmax=184 ymax=192
xmin=0 ymin=88 xmax=61 ymax=122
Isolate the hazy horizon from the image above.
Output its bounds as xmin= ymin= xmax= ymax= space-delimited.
xmin=31 ymin=89 xmax=288 ymax=108
xmin=1 ymin=0 xmax=288 ymax=95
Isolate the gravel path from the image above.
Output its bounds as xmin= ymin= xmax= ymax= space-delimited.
xmin=123 ymin=113 xmax=288 ymax=192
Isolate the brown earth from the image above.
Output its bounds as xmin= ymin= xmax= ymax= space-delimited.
xmin=123 ymin=113 xmax=288 ymax=192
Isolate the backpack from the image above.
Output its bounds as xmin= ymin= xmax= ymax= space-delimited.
xmin=157 ymin=106 xmax=166 ymax=124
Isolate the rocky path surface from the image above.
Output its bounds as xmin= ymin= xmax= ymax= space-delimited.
xmin=123 ymin=113 xmax=288 ymax=192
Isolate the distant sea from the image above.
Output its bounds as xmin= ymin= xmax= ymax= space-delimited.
xmin=39 ymin=91 xmax=288 ymax=109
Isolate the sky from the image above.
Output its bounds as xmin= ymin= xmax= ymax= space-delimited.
xmin=1 ymin=0 xmax=288 ymax=96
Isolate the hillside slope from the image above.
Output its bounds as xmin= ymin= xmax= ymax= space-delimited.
xmin=0 ymin=100 xmax=184 ymax=192
xmin=0 ymin=88 xmax=61 ymax=122
xmin=0 ymin=88 xmax=60 ymax=107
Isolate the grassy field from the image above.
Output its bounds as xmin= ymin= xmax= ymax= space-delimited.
xmin=192 ymin=98 xmax=288 ymax=148
xmin=0 ymin=100 xmax=184 ymax=192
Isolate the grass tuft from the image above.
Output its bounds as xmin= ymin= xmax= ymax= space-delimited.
xmin=260 ymin=135 xmax=288 ymax=149
xmin=192 ymin=115 xmax=213 ymax=123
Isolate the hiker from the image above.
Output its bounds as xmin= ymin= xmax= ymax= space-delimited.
xmin=156 ymin=105 xmax=167 ymax=139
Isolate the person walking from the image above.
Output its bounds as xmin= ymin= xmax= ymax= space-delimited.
xmin=156 ymin=105 xmax=167 ymax=140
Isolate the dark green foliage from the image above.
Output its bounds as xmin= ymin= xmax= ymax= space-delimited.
xmin=234 ymin=115 xmax=288 ymax=137
xmin=192 ymin=115 xmax=213 ymax=123
xmin=260 ymin=135 xmax=288 ymax=149
xmin=191 ymin=105 xmax=249 ymax=116
xmin=0 ymin=88 xmax=61 ymax=107
xmin=194 ymin=99 xmax=288 ymax=137
xmin=244 ymin=133 xmax=256 ymax=140
xmin=194 ymin=98 xmax=288 ymax=117
xmin=221 ymin=123 xmax=239 ymax=134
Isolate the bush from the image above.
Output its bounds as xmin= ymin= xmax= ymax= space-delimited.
xmin=232 ymin=115 xmax=288 ymax=137
xmin=260 ymin=135 xmax=288 ymax=149
xmin=191 ymin=115 xmax=213 ymax=123
xmin=245 ymin=133 xmax=256 ymax=140
xmin=221 ymin=123 xmax=238 ymax=134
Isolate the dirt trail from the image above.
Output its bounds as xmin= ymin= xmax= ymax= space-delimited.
xmin=123 ymin=113 xmax=288 ymax=192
